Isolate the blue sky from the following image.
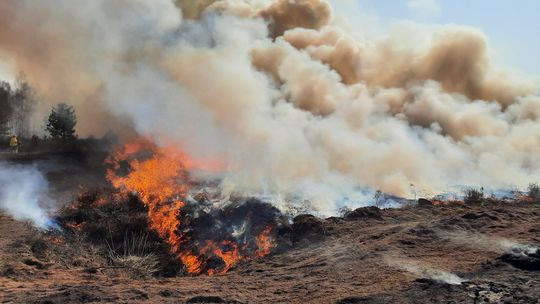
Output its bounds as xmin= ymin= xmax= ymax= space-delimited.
xmin=337 ymin=0 xmax=540 ymax=76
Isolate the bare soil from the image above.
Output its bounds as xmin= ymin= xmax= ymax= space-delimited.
xmin=1 ymin=157 xmax=540 ymax=303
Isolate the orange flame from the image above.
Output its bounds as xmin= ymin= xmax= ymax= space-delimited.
xmin=65 ymin=222 xmax=84 ymax=230
xmin=204 ymin=241 xmax=242 ymax=276
xmin=180 ymin=251 xmax=203 ymax=274
xmin=107 ymin=139 xmax=198 ymax=271
xmin=49 ymin=236 xmax=65 ymax=245
xmin=255 ymin=226 xmax=275 ymax=257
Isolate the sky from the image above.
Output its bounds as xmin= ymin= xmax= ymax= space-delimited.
xmin=333 ymin=0 xmax=540 ymax=76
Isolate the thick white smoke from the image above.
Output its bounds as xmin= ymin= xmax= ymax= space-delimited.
xmin=0 ymin=162 xmax=54 ymax=228
xmin=0 ymin=0 xmax=539 ymax=213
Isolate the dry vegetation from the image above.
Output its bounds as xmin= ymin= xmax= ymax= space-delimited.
xmin=56 ymin=189 xmax=182 ymax=277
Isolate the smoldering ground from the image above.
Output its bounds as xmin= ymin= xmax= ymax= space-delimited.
xmin=0 ymin=0 xmax=539 ymax=213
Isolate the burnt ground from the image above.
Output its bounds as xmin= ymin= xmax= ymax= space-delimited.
xmin=1 ymin=157 xmax=540 ymax=303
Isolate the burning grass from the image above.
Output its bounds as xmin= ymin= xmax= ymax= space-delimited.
xmin=103 ymin=139 xmax=288 ymax=275
xmin=55 ymin=187 xmax=292 ymax=277
xmin=54 ymin=138 xmax=540 ymax=280
xmin=36 ymin=139 xmax=301 ymax=278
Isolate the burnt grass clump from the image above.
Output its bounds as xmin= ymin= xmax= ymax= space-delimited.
xmin=56 ymin=189 xmax=181 ymax=277
xmin=178 ymin=197 xmax=293 ymax=255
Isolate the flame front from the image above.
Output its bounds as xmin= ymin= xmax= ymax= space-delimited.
xmin=106 ymin=139 xmax=275 ymax=275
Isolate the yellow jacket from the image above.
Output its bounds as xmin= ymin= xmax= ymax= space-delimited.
xmin=9 ymin=137 xmax=18 ymax=147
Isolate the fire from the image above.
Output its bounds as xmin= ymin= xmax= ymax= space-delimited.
xmin=106 ymin=138 xmax=276 ymax=275
xmin=49 ymin=236 xmax=65 ymax=245
xmin=204 ymin=241 xmax=242 ymax=276
xmin=65 ymin=222 xmax=84 ymax=231
xmin=255 ymin=227 xmax=274 ymax=257
xmin=180 ymin=251 xmax=203 ymax=274
xmin=107 ymin=138 xmax=196 ymax=271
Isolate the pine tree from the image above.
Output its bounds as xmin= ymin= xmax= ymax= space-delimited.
xmin=45 ymin=103 xmax=77 ymax=141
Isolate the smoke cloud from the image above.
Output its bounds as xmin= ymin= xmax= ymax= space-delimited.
xmin=0 ymin=162 xmax=54 ymax=229
xmin=0 ymin=0 xmax=539 ymax=213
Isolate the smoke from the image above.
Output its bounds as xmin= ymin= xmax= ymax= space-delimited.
xmin=385 ymin=256 xmax=465 ymax=285
xmin=260 ymin=0 xmax=332 ymax=38
xmin=0 ymin=0 xmax=540 ymax=213
xmin=440 ymin=230 xmax=539 ymax=255
xmin=0 ymin=162 xmax=54 ymax=229
xmin=174 ymin=0 xmax=218 ymax=19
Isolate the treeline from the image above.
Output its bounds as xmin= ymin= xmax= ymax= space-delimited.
xmin=0 ymin=77 xmax=117 ymax=155
xmin=0 ymin=77 xmax=35 ymax=138
xmin=1 ymin=77 xmax=79 ymax=141
xmin=0 ymin=77 xmax=95 ymax=154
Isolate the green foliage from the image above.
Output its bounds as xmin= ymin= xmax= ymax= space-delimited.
xmin=45 ymin=103 xmax=77 ymax=141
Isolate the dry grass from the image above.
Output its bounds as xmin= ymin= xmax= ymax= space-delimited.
xmin=107 ymin=232 xmax=159 ymax=278
xmin=57 ymin=189 xmax=182 ymax=277
xmin=112 ymin=254 xmax=159 ymax=278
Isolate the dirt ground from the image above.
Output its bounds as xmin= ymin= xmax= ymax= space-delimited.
xmin=1 ymin=156 xmax=540 ymax=303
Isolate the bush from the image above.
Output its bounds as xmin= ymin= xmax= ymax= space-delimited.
xmin=528 ymin=183 xmax=540 ymax=200
xmin=338 ymin=206 xmax=352 ymax=217
xmin=464 ymin=188 xmax=484 ymax=204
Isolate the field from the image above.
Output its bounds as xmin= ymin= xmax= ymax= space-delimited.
xmin=1 ymin=156 xmax=539 ymax=304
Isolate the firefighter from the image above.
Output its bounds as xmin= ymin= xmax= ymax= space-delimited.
xmin=9 ymin=134 xmax=19 ymax=154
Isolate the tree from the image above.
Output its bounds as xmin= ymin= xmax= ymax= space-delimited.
xmin=528 ymin=183 xmax=540 ymax=200
xmin=9 ymin=76 xmax=36 ymax=138
xmin=0 ymin=81 xmax=12 ymax=136
xmin=45 ymin=103 xmax=77 ymax=141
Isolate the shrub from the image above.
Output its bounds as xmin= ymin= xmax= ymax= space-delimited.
xmin=528 ymin=183 xmax=540 ymax=200
xmin=464 ymin=188 xmax=484 ymax=204
xmin=338 ymin=206 xmax=352 ymax=217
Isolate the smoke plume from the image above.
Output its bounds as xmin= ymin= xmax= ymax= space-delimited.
xmin=0 ymin=0 xmax=539 ymax=213
xmin=0 ymin=162 xmax=54 ymax=228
